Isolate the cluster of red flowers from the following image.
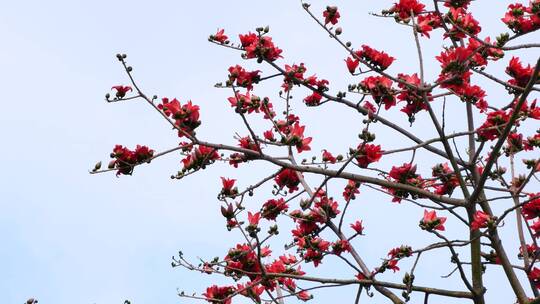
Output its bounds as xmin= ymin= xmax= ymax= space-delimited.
xmin=282 ymin=63 xmax=307 ymax=91
xmin=261 ymin=198 xmax=289 ymax=220
xmin=238 ymin=136 xmax=262 ymax=153
xmin=432 ymin=163 xmax=459 ymax=195
xmin=530 ymin=267 xmax=540 ymax=289
xmin=283 ymin=123 xmax=312 ymax=153
xmin=264 ymin=256 xmax=306 ymax=293
xmin=386 ymin=163 xmax=425 ymax=203
xmin=506 ymin=57 xmax=538 ymax=88
xmin=268 ymin=115 xmax=312 ymax=152
xmin=332 ymin=239 xmax=351 ymax=255
xmin=445 ymin=7 xmax=481 ymax=40
xmin=359 ymin=76 xmax=396 ymax=110
xmin=274 ymin=168 xmax=301 ymax=193
xmin=419 ymin=210 xmax=447 ymax=231
xmin=303 ymin=76 xmax=330 ymax=106
xmin=313 ymin=191 xmax=340 ymax=219
xmin=354 ymin=143 xmax=383 ymax=168
xmin=181 ymin=145 xmax=220 ymax=171
xmin=476 ymin=110 xmax=511 ymax=141
xmin=235 ymin=282 xmax=264 ymax=303
xmin=224 ymin=243 xmax=264 ymax=279
xmin=523 ymin=194 xmax=540 ymax=239
xmin=228 ymin=92 xmax=277 ymax=122
xmin=516 ymin=99 xmax=540 ymax=120
xmin=396 ymin=73 xmax=432 ymax=121
xmin=436 ymin=42 xmax=503 ymax=112
xmin=227 ymin=65 xmax=260 ymax=91
xmin=388 ymin=0 xmax=425 ymax=21
xmin=290 ymin=208 xmax=325 ymax=240
xmin=239 ymin=32 xmax=283 ymax=62
xmin=297 ymin=236 xmax=330 ymax=267
xmin=466 ymin=37 xmax=504 ymax=64
xmin=203 ymin=285 xmax=235 ymax=304
xmin=522 ymin=194 xmax=540 ymax=220
xmin=436 ymin=46 xmax=473 ymax=91
xmin=384 ymin=0 xmax=445 ymax=38
xmin=207 ymin=247 xmax=309 ymax=303
xmin=375 ymin=245 xmax=413 ymax=274
xmin=459 ymin=83 xmax=488 ymax=112
xmin=304 ymin=75 xmax=329 ymax=107
xmin=504 ymin=132 xmax=532 ymax=155
xmin=228 ymin=92 xmax=260 ymax=114
xmin=352 ymin=45 xmax=395 ymax=71
xmin=416 ymin=13 xmax=442 ymax=38
xmin=109 ymin=145 xmax=154 ymax=175
xmin=277 ymin=62 xmax=329 ymax=107
xmin=158 ymin=98 xmax=201 ymax=138
xmin=343 ymin=180 xmax=360 ymax=202
xmin=388 ymin=245 xmax=413 ymax=260
xmin=502 ymin=2 xmax=540 ymax=34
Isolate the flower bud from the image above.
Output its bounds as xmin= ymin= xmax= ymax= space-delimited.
xmin=93 ymin=161 xmax=102 ymax=172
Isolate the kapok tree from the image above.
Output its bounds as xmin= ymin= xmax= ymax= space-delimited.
xmin=92 ymin=1 xmax=540 ymax=303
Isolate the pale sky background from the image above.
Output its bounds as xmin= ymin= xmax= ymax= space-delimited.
xmin=1 ymin=1 xmax=539 ymax=304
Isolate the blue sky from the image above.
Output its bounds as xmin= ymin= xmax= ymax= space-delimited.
xmin=1 ymin=1 xmax=539 ymax=303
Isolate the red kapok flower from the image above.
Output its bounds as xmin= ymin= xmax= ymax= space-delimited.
xmin=529 ymin=267 xmax=540 ymax=289
xmin=445 ymin=8 xmax=482 ymax=40
xmin=322 ymin=150 xmax=337 ymax=163
xmin=343 ymin=180 xmax=360 ymax=201
xmin=210 ymin=29 xmax=228 ymax=43
xmin=523 ymin=194 xmax=540 ymax=220
xmin=419 ymin=210 xmax=447 ymax=231
xmin=242 ymin=34 xmax=283 ymax=62
xmin=323 ymin=6 xmax=340 ymax=25
xmin=220 ymin=177 xmax=238 ymax=197
xmin=359 ymin=76 xmax=395 ymax=110
xmin=356 ymin=45 xmax=395 ymax=71
xmin=506 ymin=57 xmax=537 ymax=88
xmin=111 ymin=85 xmax=132 ymax=98
xmin=227 ymin=65 xmax=260 ymax=90
xmin=304 ymin=92 xmax=323 ymax=106
xmin=275 ymin=168 xmax=301 ymax=193
xmin=355 ymin=144 xmax=383 ymax=168
xmin=203 ymin=285 xmax=235 ymax=304
xmin=262 ymin=198 xmax=289 ymax=220
xmin=350 ymin=220 xmax=364 ymax=234
xmin=285 ymin=123 xmax=312 ymax=153
xmin=332 ymin=240 xmax=351 ymax=255
xmin=477 ymin=110 xmax=511 ymax=141
xmin=471 ymin=210 xmax=492 ymax=230
xmin=110 ymin=144 xmax=154 ymax=176
xmin=345 ymin=57 xmax=360 ymax=74
xmin=389 ymin=0 xmax=425 ymax=21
